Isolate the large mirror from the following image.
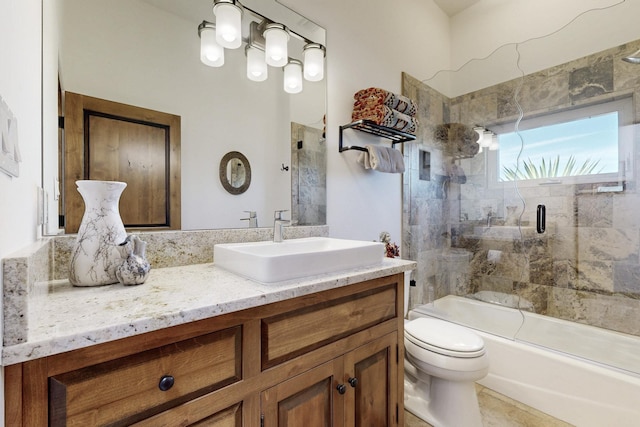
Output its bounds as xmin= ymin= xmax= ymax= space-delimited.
xmin=42 ymin=0 xmax=326 ymax=234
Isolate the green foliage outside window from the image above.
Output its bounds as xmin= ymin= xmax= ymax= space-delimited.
xmin=502 ymin=156 xmax=602 ymax=181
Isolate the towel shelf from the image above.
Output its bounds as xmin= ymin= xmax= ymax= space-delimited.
xmin=339 ymin=120 xmax=417 ymax=152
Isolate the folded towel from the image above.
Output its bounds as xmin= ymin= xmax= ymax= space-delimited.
xmin=357 ymin=145 xmax=405 ymax=173
xmin=352 ymin=105 xmax=418 ymax=134
xmin=354 ymin=87 xmax=417 ymax=116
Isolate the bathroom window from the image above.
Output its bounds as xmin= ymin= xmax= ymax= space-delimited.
xmin=489 ymin=97 xmax=634 ymax=187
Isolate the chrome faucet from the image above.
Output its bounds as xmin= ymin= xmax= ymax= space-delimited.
xmin=273 ymin=210 xmax=290 ymax=242
xmin=241 ymin=211 xmax=258 ymax=228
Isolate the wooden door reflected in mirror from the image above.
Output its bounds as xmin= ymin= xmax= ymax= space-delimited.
xmin=63 ymin=92 xmax=181 ymax=233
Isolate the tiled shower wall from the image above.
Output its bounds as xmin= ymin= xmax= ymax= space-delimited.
xmin=291 ymin=122 xmax=327 ymax=226
xmin=402 ymin=39 xmax=640 ymax=336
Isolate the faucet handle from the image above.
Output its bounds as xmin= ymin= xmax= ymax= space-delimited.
xmin=244 ymin=210 xmax=256 ymax=218
xmin=274 ymin=209 xmax=289 ymax=220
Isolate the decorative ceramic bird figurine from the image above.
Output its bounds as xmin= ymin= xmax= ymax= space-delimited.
xmin=116 ymin=235 xmax=151 ymax=285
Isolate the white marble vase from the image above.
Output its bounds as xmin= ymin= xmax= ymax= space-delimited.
xmin=69 ymin=180 xmax=128 ymax=286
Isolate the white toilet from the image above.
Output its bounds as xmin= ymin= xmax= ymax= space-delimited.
xmin=403 ymin=279 xmax=489 ymax=426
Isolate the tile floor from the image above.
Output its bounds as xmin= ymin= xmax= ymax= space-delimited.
xmin=404 ymin=384 xmax=574 ymax=427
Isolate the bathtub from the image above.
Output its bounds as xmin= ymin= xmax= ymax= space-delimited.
xmin=408 ymin=295 xmax=640 ymax=427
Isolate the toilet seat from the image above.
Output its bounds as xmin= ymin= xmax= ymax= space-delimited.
xmin=405 ymin=317 xmax=485 ymax=358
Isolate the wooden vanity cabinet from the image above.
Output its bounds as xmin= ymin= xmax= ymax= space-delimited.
xmin=5 ymin=274 xmax=404 ymax=427
xmin=261 ymin=332 xmax=398 ymax=427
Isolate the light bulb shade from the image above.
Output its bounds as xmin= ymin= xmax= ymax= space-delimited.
xmin=480 ymin=130 xmax=493 ymax=148
xmin=489 ymin=135 xmax=499 ymax=151
xmin=473 ymin=127 xmax=484 ymax=146
xmin=303 ymin=43 xmax=325 ymax=81
xmin=213 ymin=0 xmax=242 ymax=49
xmin=264 ymin=23 xmax=289 ymax=67
xmin=284 ymin=60 xmax=303 ymax=94
xmin=246 ymin=45 xmax=268 ymax=81
xmin=199 ymin=24 xmax=224 ymax=67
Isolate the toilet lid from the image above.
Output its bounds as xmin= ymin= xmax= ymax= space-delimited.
xmin=405 ymin=318 xmax=485 ymax=355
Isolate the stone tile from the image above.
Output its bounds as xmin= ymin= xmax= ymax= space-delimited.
xmin=614 ymin=41 xmax=640 ymax=92
xmin=613 ymin=261 xmax=640 ymax=295
xmin=576 ymin=194 xmax=613 ymax=227
xmin=477 ymin=385 xmax=573 ymax=427
xmin=546 ymin=286 xmax=640 ymax=335
xmin=404 ymin=410 xmax=432 ymax=427
xmin=572 ymin=259 xmax=614 ymax=292
xmin=403 ymin=385 xmax=573 ymax=427
xmin=575 ymin=227 xmax=638 ymax=262
xmin=569 ymin=59 xmax=614 ymax=101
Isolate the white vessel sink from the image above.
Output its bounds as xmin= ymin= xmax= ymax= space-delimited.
xmin=214 ymin=237 xmax=385 ymax=283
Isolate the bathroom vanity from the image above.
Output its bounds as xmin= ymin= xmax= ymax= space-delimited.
xmin=3 ymin=247 xmax=414 ymax=426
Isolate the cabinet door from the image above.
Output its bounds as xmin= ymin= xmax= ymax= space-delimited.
xmin=343 ymin=332 xmax=399 ymax=427
xmin=261 ymin=358 xmax=344 ymax=427
xmin=131 ymin=401 xmax=242 ymax=427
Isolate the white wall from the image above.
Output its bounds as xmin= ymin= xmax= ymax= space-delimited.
xmin=0 ymin=0 xmax=43 ymax=422
xmin=282 ymin=0 xmax=451 ymax=243
xmin=446 ymin=0 xmax=640 ymax=96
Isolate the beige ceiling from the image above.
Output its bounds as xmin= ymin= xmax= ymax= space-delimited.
xmin=433 ymin=0 xmax=481 ymax=16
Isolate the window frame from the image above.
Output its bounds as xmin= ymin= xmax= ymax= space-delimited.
xmin=486 ymin=96 xmax=635 ymax=189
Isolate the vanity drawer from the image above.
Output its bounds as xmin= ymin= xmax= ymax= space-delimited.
xmin=49 ymin=326 xmax=242 ymax=426
xmin=261 ymin=282 xmax=397 ymax=369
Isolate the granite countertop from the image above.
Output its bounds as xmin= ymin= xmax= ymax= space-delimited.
xmin=2 ymin=258 xmax=415 ymax=365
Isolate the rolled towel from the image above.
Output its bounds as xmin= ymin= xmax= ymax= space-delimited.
xmin=366 ymin=145 xmax=391 ymax=172
xmin=352 ymin=105 xmax=418 ymax=134
xmin=357 ymin=145 xmax=405 ymax=173
xmin=354 ymin=87 xmax=417 ymax=116
xmin=357 ymin=150 xmax=372 ymax=169
xmin=389 ymin=146 xmax=406 ymax=173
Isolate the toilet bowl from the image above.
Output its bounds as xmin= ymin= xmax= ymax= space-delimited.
xmin=404 ymin=316 xmax=489 ymax=427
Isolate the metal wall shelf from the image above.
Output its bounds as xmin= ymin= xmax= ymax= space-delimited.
xmin=339 ymin=120 xmax=417 ymax=152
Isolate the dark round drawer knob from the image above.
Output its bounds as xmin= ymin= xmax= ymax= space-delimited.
xmin=158 ymin=375 xmax=175 ymax=391
xmin=336 ymin=384 xmax=346 ymax=395
xmin=348 ymin=377 xmax=358 ymax=388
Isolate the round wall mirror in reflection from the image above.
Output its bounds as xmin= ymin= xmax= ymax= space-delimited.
xmin=220 ymin=151 xmax=251 ymax=195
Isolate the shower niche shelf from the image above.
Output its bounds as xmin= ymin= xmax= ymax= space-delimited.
xmin=339 ymin=119 xmax=416 ymax=152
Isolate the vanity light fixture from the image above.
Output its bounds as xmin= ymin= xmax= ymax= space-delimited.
xmin=473 ymin=126 xmax=498 ymax=152
xmin=198 ymin=21 xmax=224 ymax=67
xmin=263 ymin=23 xmax=290 ymax=67
xmin=284 ymin=59 xmax=303 ymax=94
xmin=474 ymin=127 xmax=485 ymax=144
xmin=213 ymin=0 xmax=243 ymax=49
xmin=197 ymin=1 xmax=326 ymax=92
xmin=473 ymin=126 xmax=485 ymax=152
xmin=622 ymin=48 xmax=640 ymax=64
xmin=246 ymin=45 xmax=268 ymax=81
xmin=303 ymin=43 xmax=325 ymax=82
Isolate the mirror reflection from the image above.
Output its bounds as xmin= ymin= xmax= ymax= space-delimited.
xmin=228 ymin=160 xmax=246 ymax=189
xmin=220 ymin=151 xmax=251 ymax=195
xmin=42 ymin=0 xmax=326 ymax=234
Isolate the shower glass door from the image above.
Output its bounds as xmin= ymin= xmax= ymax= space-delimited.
xmin=405 ymin=1 xmax=640 ymax=375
